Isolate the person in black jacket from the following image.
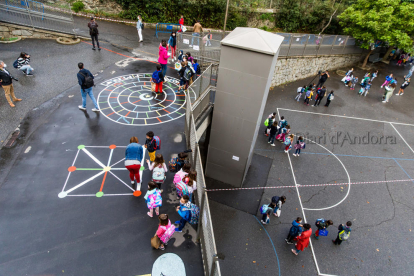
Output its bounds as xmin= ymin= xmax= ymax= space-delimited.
xmin=316 ymin=71 xmax=330 ymax=88
xmin=313 ymin=86 xmax=326 ymax=106
xmin=88 ymin=17 xmax=100 ymax=50
xmin=0 ymin=60 xmax=22 ymax=107
xmin=268 ymin=121 xmax=279 ymax=146
xmin=77 ymin=62 xmax=99 ymax=112
xmin=145 ymin=131 xmax=157 ymax=162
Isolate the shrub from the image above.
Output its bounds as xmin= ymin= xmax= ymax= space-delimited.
xmin=71 ymin=1 xmax=85 ymax=13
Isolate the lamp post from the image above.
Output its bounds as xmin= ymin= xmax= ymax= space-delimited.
xmin=222 ymin=0 xmax=230 ymax=39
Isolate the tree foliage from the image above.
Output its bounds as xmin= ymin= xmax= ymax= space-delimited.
xmin=338 ymin=0 xmax=414 ymax=52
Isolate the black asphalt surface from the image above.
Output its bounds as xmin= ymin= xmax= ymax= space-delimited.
xmin=208 ymin=61 xmax=414 ymax=275
xmin=0 ymin=38 xmax=203 ymax=274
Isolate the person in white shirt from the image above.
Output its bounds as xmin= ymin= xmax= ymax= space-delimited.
xmin=137 ymin=15 xmax=143 ymax=42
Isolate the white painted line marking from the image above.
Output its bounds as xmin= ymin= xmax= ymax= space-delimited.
xmin=82 ymin=148 xmax=106 ymax=168
xmin=103 ymin=193 xmax=134 ymax=196
xmin=72 ymin=149 xmax=80 ymax=166
xmin=61 ymin=172 xmax=71 ymax=193
xmin=390 ymin=123 xmax=414 ymax=155
xmin=109 ymin=171 xmax=135 ymax=192
xmin=278 ymin=108 xmax=414 ymax=127
xmin=110 ymin=157 xmax=125 ymax=167
xmin=110 ymin=168 xmax=128 ymax=170
xmin=65 ymin=171 xmax=106 ymax=194
xmin=107 ymin=149 xmax=114 ymax=166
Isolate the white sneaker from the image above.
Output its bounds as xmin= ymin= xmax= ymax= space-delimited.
xmin=271 ymin=144 xmax=275 ymax=146
xmin=92 ymin=108 xmax=100 ymax=112
xmin=131 ymin=181 xmax=134 ymax=185
xmin=261 ymin=220 xmax=267 ymax=225
xmin=293 ymin=154 xmax=297 ymax=156
xmin=395 ymin=94 xmax=399 ymax=96
xmin=268 ymin=141 xmax=271 ymax=143
xmin=78 ymin=105 xmax=86 ymax=110
xmin=381 ymin=86 xmax=383 ymax=88
xmin=382 ymin=100 xmax=387 ymax=103
xmin=284 ymin=150 xmax=288 ymax=153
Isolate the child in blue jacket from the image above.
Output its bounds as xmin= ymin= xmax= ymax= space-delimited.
xmin=285 ymin=217 xmax=303 ymax=244
xmin=175 ymin=195 xmax=191 ymax=232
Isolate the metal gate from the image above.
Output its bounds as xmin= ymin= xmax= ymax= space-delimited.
xmin=0 ymin=0 xmax=75 ymax=35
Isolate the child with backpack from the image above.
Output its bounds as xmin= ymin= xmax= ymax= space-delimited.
xmin=175 ymin=175 xmax=190 ymax=199
xmin=264 ymin=115 xmax=275 ymax=136
xmin=145 ymin=131 xmax=160 ymax=162
xmin=144 ymin=181 xmax=162 ymax=218
xmin=187 ymin=170 xmax=197 ymax=202
xmin=324 ymin=91 xmax=334 ymax=107
xmin=295 ymin=86 xmax=306 ymax=101
xmin=359 ymin=81 xmax=371 ymax=96
xmin=260 ymin=201 xmax=277 ymax=225
xmin=272 ymin=195 xmax=286 ymax=217
xmin=277 ymin=116 xmax=288 ymax=135
xmin=350 ymin=76 xmax=358 ymax=90
xmin=268 ymin=121 xmax=279 ymax=146
xmin=151 ymin=65 xmax=165 ymax=94
xmin=147 ymin=154 xmax=168 ymax=192
xmin=192 ymin=59 xmax=200 ymax=80
xmin=276 ymin=124 xmax=290 ymax=142
xmin=291 ymin=224 xmax=312 ymax=256
xmin=175 ymin=195 xmax=192 ymax=232
xmin=381 ymin=74 xmax=393 ymax=88
xmin=293 ymin=136 xmax=305 ymax=157
xmin=333 ymin=221 xmax=352 ymax=245
xmin=304 ymin=89 xmax=313 ymax=106
xmin=155 ymin=214 xmax=175 ymax=250
xmin=178 ymin=61 xmax=188 ymax=91
xmin=314 ymin=219 xmax=333 ymax=240
xmin=284 ymin=134 xmax=294 ymax=153
xmin=169 ymin=152 xmax=188 ymax=173
xmin=285 ymin=217 xmax=303 ymax=244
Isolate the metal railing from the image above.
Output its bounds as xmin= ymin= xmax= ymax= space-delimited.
xmin=177 ymin=33 xmax=222 ymax=66
xmin=184 ymin=67 xmax=220 ymax=276
xmin=0 ymin=0 xmax=76 ymax=35
xmin=155 ymin=22 xmax=181 ymax=38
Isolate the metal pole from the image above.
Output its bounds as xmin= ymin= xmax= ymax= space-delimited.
xmin=330 ymin=35 xmax=337 ymax=55
xmin=193 ymin=142 xmax=199 ymax=167
xmin=196 ymin=189 xmax=206 ymax=243
xmin=210 ymin=254 xmax=219 ymax=276
xmin=317 ymin=35 xmax=323 ymax=57
xmin=222 ymin=0 xmax=230 ymax=39
xmin=286 ymin=34 xmax=293 ymax=56
xmin=342 ymin=36 xmax=349 ymax=54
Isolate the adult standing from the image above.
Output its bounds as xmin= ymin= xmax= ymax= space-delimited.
xmin=125 ymin=136 xmax=144 ymax=185
xmin=382 ymin=83 xmax=396 ymax=103
xmin=396 ymin=77 xmax=410 ymax=96
xmin=77 ymin=62 xmax=99 ymax=112
xmin=0 ymin=60 xmax=22 ymax=107
xmin=17 ymin=52 xmax=34 ymax=76
xmin=313 ymin=86 xmax=326 ymax=106
xmin=178 ymin=15 xmax=184 ymax=32
xmin=316 ymin=70 xmax=330 ymax=88
xmin=406 ymin=66 xmax=414 ymax=79
xmin=137 ymin=15 xmax=143 ymax=42
xmin=291 ymin=223 xmax=312 ymax=255
xmin=158 ymin=40 xmax=170 ymax=77
xmin=324 ymin=90 xmax=334 ymax=107
xmin=190 ymin=20 xmax=203 ymax=47
xmin=88 ymin=17 xmax=100 ymax=50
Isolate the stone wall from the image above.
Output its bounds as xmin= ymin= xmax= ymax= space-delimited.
xmin=0 ymin=23 xmax=87 ymax=40
xmin=271 ymin=54 xmax=364 ymax=87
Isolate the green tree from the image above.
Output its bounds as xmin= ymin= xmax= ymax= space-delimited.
xmin=338 ymin=0 xmax=414 ymax=67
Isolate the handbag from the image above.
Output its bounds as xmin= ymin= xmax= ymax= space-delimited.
xmin=182 ymin=26 xmax=187 ymax=32
xmin=318 ymin=229 xmax=328 ymax=236
xmin=151 ymin=82 xmax=156 ymax=92
xmin=151 ymin=235 xmax=161 ymax=249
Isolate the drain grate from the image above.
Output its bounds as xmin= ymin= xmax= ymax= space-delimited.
xmin=3 ymin=129 xmax=20 ymax=148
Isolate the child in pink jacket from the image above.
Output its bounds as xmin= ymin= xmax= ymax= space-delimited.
xmin=156 ymin=214 xmax=175 ymax=250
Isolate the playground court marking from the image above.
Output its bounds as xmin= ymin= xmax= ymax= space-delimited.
xmin=59 ymin=145 xmax=146 ymax=198
xmin=277 ymin=107 xmax=414 ymax=276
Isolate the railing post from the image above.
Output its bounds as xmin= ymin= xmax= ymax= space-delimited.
xmin=210 ymin=254 xmax=219 ymax=276
xmin=316 ymin=35 xmax=322 ymax=57
xmin=342 ymin=36 xmax=349 ymax=54
xmin=286 ymin=34 xmax=293 ymax=56
xmin=196 ymin=188 xmax=206 ymax=243
xmin=24 ymin=0 xmax=35 ymax=31
xmin=330 ymin=35 xmax=337 ymax=55
xmin=302 ymin=34 xmax=309 ymax=56
xmin=193 ymin=142 xmax=199 ymax=167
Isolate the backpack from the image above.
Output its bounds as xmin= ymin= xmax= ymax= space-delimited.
xmin=315 ymin=218 xmax=325 ymax=227
xmin=13 ymin=60 xmax=19 ymax=69
xmin=284 ymin=138 xmax=291 ymax=146
xmin=90 ymin=22 xmax=98 ymax=35
xmin=160 ymin=224 xmax=175 ymax=243
xmin=280 ymin=120 xmax=288 ymax=128
xmin=152 ymin=165 xmax=165 ymax=182
xmin=260 ymin=204 xmax=269 ymax=214
xmin=297 ymin=87 xmax=302 ymax=93
xmin=264 ymin=118 xmax=269 ymax=127
xmin=189 ymin=203 xmax=200 ymax=225
xmin=176 ymin=180 xmax=189 ymax=196
xmin=79 ymin=72 xmax=94 ymax=89
xmin=184 ymin=67 xmax=192 ymax=81
xmin=289 ymin=225 xmax=300 ymax=236
xmin=339 ymin=228 xmax=350 ymax=240
xmin=169 ymin=157 xmax=178 ymax=173
xmin=305 ymin=90 xmax=311 ymax=97
xmin=330 ymin=95 xmax=334 ymax=100
xmin=152 ymin=136 xmax=161 ymax=150
xmin=152 ymin=71 xmax=161 ymax=84
xmin=271 ymin=196 xmax=280 ymax=204
xmin=196 ymin=64 xmax=201 ymax=75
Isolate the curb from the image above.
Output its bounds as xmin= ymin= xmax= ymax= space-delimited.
xmin=56 ymin=37 xmax=81 ymax=45
xmin=0 ymin=36 xmax=21 ymax=44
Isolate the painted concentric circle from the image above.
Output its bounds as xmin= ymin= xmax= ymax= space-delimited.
xmin=97 ymin=73 xmax=196 ymax=125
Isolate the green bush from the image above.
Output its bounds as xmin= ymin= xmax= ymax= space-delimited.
xmin=71 ymin=1 xmax=85 ymax=13
xmin=259 ymin=13 xmax=273 ymax=21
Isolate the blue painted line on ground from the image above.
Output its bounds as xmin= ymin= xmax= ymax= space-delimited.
xmin=253 ymin=216 xmax=281 ymax=276
xmin=116 ymin=116 xmax=122 ymax=122
xmin=167 ymin=114 xmax=173 ymax=119
xmin=154 ymin=98 xmax=162 ymax=102
xmin=133 ymin=106 xmax=138 ymax=111
xmin=255 ymin=148 xmax=414 ymax=161
xmin=393 ymin=159 xmax=414 ymax=182
xmin=169 ymin=106 xmax=177 ymax=110
xmin=121 ymin=117 xmax=130 ymax=124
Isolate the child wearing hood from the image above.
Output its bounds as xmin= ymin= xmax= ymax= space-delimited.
xmin=155 ymin=214 xmax=175 ymax=250
xmin=175 ymin=195 xmax=192 ymax=232
xmin=144 ymin=181 xmax=162 ymax=218
xmin=168 ymin=32 xmax=177 ymax=62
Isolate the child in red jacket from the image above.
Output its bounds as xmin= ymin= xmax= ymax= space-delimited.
xmin=292 ymin=223 xmax=312 ymax=255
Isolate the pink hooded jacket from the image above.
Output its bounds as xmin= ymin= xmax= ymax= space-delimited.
xmin=158 ymin=46 xmax=170 ymax=65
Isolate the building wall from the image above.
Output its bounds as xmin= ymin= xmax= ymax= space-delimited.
xmin=271 ymin=54 xmax=364 ymax=87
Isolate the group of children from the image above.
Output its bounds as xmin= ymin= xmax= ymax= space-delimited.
xmin=264 ymin=114 xmax=306 ymax=156
xmin=176 ymin=51 xmax=200 ymax=92
xmin=259 ymin=196 xmax=353 ymax=255
xmin=130 ymin=134 xmax=199 ymax=250
xmin=341 ymin=68 xmax=378 ymax=96
xmin=295 ymin=84 xmax=335 ymax=107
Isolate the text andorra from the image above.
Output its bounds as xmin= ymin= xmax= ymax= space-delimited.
xmin=295 ymin=132 xmax=397 ymax=147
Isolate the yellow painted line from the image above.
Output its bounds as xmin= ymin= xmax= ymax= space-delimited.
xmin=173 ymin=103 xmax=181 ymax=106
xmin=156 ymin=110 xmax=161 ymax=116
xmin=159 ymin=104 xmax=166 ymax=108
xmin=145 ymin=119 xmax=147 ymax=125
xmin=136 ymin=274 xmax=151 ymax=276
xmin=100 ymin=106 xmax=112 ymax=110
